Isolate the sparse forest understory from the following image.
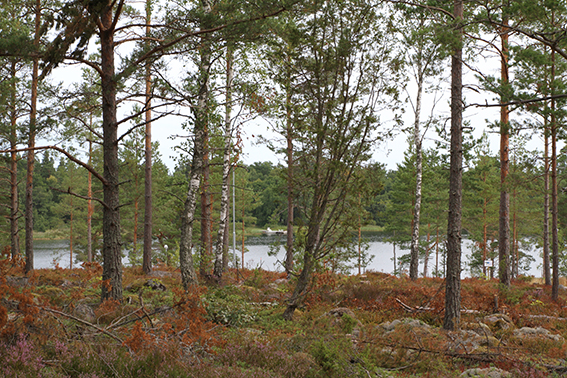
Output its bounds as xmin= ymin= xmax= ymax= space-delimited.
xmin=2 ymin=0 xmax=567 ymax=375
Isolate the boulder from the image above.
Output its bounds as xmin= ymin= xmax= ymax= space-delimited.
xmin=460 ymin=367 xmax=511 ymax=378
xmin=483 ymin=314 xmax=514 ymax=331
xmin=379 ymin=318 xmax=432 ymax=335
xmin=513 ymin=326 xmax=564 ymax=342
xmin=73 ymin=303 xmax=96 ymax=324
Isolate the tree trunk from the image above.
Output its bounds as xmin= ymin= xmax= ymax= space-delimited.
xmin=283 ymin=223 xmax=318 ymax=320
xmin=100 ymin=4 xmax=123 ymax=302
xmin=543 ymin=123 xmax=550 ymax=285
xmin=498 ymin=18 xmax=510 ymax=286
xmin=443 ymin=0 xmax=463 ymax=331
xmin=410 ymin=60 xmax=424 ymax=281
xmin=285 ymin=59 xmax=294 ymax=277
xmin=9 ymin=61 xmax=20 ymax=260
xmin=87 ymin=138 xmax=93 ymax=263
xmin=25 ymin=0 xmax=41 ymax=274
xmin=180 ymin=0 xmax=212 ymax=289
xmin=213 ymin=46 xmax=234 ymax=279
xmin=142 ymin=0 xmax=153 ymax=275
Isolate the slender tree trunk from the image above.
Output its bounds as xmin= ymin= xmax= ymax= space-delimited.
xmin=142 ymin=0 xmax=153 ymax=275
xmin=543 ymin=124 xmax=551 ymax=285
xmin=100 ymin=4 xmax=123 ymax=301
xmin=9 ymin=61 xmax=20 ymax=260
xmin=200 ymin=142 xmax=211 ymax=275
xmin=285 ymin=58 xmax=294 ymax=277
xmin=283 ymin=221 xmax=319 ymax=320
xmin=179 ymin=158 xmax=201 ymax=289
xmin=133 ymin=198 xmax=138 ymax=255
xmin=498 ymin=18 xmax=511 ymax=286
xmin=551 ymin=49 xmax=559 ymax=300
xmin=198 ymin=0 xmax=213 ymax=277
xmin=70 ymin=196 xmax=73 ymax=268
xmin=443 ymin=0 xmax=463 ymax=331
xmin=25 ymin=0 xmax=41 ymax=273
xmin=423 ymin=225 xmax=430 ymax=278
xmin=410 ymin=62 xmax=424 ymax=281
xmin=483 ymin=194 xmax=488 ymax=277
xmin=180 ymin=0 xmax=212 ymax=289
xmin=213 ymin=46 xmax=234 ymax=279
xmin=87 ymin=138 xmax=93 ymax=262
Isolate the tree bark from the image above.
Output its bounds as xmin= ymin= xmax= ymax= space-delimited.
xmin=180 ymin=0 xmax=212 ymax=289
xmin=142 ymin=0 xmax=153 ymax=275
xmin=87 ymin=138 xmax=93 ymax=262
xmin=498 ymin=18 xmax=511 ymax=286
xmin=100 ymin=2 xmax=123 ymax=301
xmin=9 ymin=61 xmax=20 ymax=260
xmin=444 ymin=0 xmax=463 ymax=332
xmin=25 ymin=0 xmax=41 ymax=274
xmin=213 ymin=45 xmax=234 ymax=279
xmin=543 ymin=123 xmax=550 ymax=285
xmin=410 ymin=59 xmax=424 ymax=281
xmin=285 ymin=56 xmax=294 ymax=277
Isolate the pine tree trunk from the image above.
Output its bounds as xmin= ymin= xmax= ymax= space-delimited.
xmin=285 ymin=59 xmax=294 ymax=277
xmin=87 ymin=139 xmax=93 ymax=263
xmin=443 ymin=0 xmax=463 ymax=331
xmin=543 ymin=127 xmax=550 ymax=285
xmin=142 ymin=0 xmax=153 ymax=275
xmin=100 ymin=5 xmax=123 ymax=302
xmin=498 ymin=18 xmax=511 ymax=286
xmin=9 ymin=61 xmax=19 ymax=260
xmin=25 ymin=0 xmax=41 ymax=274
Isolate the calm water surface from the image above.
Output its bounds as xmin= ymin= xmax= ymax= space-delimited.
xmin=33 ymin=233 xmax=543 ymax=277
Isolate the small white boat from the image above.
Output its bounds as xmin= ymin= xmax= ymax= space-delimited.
xmin=262 ymin=227 xmax=287 ymax=236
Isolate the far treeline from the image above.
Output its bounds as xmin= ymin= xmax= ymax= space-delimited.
xmin=1 ymin=0 xmax=567 ymax=329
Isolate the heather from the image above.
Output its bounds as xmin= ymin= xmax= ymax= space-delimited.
xmin=2 ymin=254 xmax=567 ymax=377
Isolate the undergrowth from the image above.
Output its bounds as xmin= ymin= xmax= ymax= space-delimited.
xmin=1 ymin=250 xmax=566 ymax=377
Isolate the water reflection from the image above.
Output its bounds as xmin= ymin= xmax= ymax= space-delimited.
xmin=32 ymin=232 xmax=542 ymax=278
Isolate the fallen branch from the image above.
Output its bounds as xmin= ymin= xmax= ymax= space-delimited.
xmin=39 ymin=306 xmax=125 ymax=346
xmin=395 ymin=298 xmax=434 ymax=313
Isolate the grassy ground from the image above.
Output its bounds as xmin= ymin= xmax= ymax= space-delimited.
xmin=1 ymin=255 xmax=565 ymax=377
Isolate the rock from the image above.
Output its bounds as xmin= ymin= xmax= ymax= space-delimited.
xmin=5 ymin=276 xmax=29 ymax=287
xmin=328 ymin=307 xmax=357 ymax=318
xmin=460 ymin=367 xmax=511 ymax=378
xmin=447 ymin=330 xmax=499 ymax=353
xmin=73 ymin=304 xmax=96 ymax=324
xmin=483 ymin=314 xmax=514 ymax=331
xmin=462 ymin=321 xmax=493 ymax=338
xmin=274 ymin=278 xmax=287 ymax=285
xmin=144 ymin=279 xmax=166 ymax=291
xmin=379 ymin=318 xmax=432 ymax=334
xmin=513 ymin=326 xmax=565 ymax=342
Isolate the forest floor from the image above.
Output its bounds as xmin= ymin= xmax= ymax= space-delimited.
xmin=1 ymin=254 xmax=567 ymax=377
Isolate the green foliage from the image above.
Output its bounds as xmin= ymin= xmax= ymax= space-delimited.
xmin=204 ymin=286 xmax=258 ymax=326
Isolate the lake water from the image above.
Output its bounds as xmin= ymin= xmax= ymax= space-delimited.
xmin=32 ymin=234 xmax=543 ymax=278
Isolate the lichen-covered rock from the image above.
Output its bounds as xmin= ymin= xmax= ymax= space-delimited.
xmin=513 ymin=326 xmax=565 ymax=342
xmin=73 ymin=303 xmax=96 ymax=323
xmin=446 ymin=329 xmax=500 ymax=353
xmin=462 ymin=321 xmax=493 ymax=338
xmin=483 ymin=314 xmax=514 ymax=331
xmin=460 ymin=367 xmax=511 ymax=378
xmin=378 ymin=318 xmax=432 ymax=334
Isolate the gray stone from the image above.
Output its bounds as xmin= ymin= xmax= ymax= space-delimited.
xmin=73 ymin=304 xmax=96 ymax=324
xmin=460 ymin=367 xmax=511 ymax=378
xmin=483 ymin=314 xmax=514 ymax=331
xmin=513 ymin=326 xmax=564 ymax=342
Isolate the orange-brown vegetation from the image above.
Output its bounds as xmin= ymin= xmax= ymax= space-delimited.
xmin=1 ymin=257 xmax=567 ymax=377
